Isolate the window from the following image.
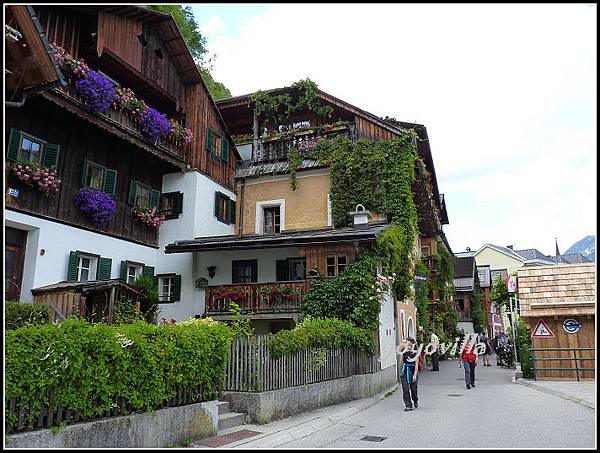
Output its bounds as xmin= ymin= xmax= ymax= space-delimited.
xmin=159 ymin=276 xmax=173 ymax=302
xmin=232 ymin=260 xmax=257 ymax=284
xmin=126 ymin=264 xmax=143 ymax=285
xmin=84 ymin=162 xmax=105 ymax=190
xmin=135 ymin=185 xmax=151 ymax=209
xmin=289 ymin=258 xmax=306 ymax=281
xmin=19 ymin=135 xmax=45 ymax=163
xmin=206 ymin=128 xmax=229 ymax=162
xmin=326 ymin=255 xmax=347 ymax=277
xmin=77 ymin=254 xmax=98 ymax=282
xmin=457 ymin=298 xmax=465 ymax=311
xmin=128 ymin=180 xmax=159 ymax=209
xmin=421 ymin=245 xmax=431 ymax=256
xmin=162 ymin=192 xmax=183 ymax=219
xmin=215 ymin=192 xmax=235 ymax=224
xmin=263 ymin=207 xmax=281 ymax=234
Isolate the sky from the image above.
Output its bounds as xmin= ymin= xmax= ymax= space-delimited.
xmin=189 ymin=3 xmax=597 ymax=256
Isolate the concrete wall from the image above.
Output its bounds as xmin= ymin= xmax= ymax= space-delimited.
xmin=222 ymin=365 xmax=397 ymax=424
xmin=5 ymin=401 xmax=219 ymax=448
xmin=379 ymin=291 xmax=397 ymax=369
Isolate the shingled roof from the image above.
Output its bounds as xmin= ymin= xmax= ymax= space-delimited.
xmin=517 ymin=263 xmax=595 ymax=317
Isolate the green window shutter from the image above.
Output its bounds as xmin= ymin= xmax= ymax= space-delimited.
xmin=229 ymin=199 xmax=236 ymax=225
xmin=119 ymin=261 xmax=128 ymax=281
xmin=67 ymin=251 xmax=80 ymax=282
xmin=221 ymin=137 xmax=229 ymax=162
xmin=175 ymin=192 xmax=184 ymax=215
xmin=98 ymin=257 xmax=112 ymax=280
xmin=172 ymin=274 xmax=182 ymax=302
xmin=276 ymin=260 xmax=289 ymax=282
xmin=143 ymin=265 xmax=155 ymax=279
xmin=128 ymin=180 xmax=137 ymax=205
xmin=7 ymin=129 xmax=22 ymax=162
xmin=43 ymin=143 xmax=60 ymax=168
xmin=81 ymin=160 xmax=90 ymax=187
xmin=214 ymin=192 xmax=221 ymax=219
xmin=103 ymin=169 xmax=117 ymax=195
xmin=206 ymin=128 xmax=214 ymax=154
xmin=150 ymin=190 xmax=161 ymax=210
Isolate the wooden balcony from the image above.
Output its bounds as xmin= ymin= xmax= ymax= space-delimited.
xmin=205 ymin=280 xmax=310 ymax=316
xmin=252 ymin=123 xmax=357 ymax=162
xmin=49 ymin=83 xmax=187 ymax=164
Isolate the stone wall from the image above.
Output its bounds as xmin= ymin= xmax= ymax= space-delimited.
xmin=222 ymin=365 xmax=397 ymax=424
xmin=5 ymin=401 xmax=220 ymax=448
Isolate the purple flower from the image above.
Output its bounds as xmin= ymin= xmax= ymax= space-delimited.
xmin=75 ymin=70 xmax=115 ymax=114
xmin=137 ymin=106 xmax=172 ymax=142
xmin=74 ymin=188 xmax=117 ymax=224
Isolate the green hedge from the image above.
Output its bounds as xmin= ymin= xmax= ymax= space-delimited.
xmin=516 ymin=318 xmax=534 ymax=378
xmin=267 ymin=317 xmax=375 ymax=359
xmin=5 ymin=318 xmax=233 ymax=425
xmin=5 ymin=300 xmax=51 ymax=330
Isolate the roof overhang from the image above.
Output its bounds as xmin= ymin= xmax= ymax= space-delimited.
xmin=165 ymin=223 xmax=391 ymax=253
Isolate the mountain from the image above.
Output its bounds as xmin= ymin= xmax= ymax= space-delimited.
xmin=564 ymin=235 xmax=595 ymax=261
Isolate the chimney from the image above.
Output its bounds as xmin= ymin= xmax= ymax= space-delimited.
xmin=348 ymin=204 xmax=371 ymax=230
xmin=506 ymin=245 xmax=513 ymax=250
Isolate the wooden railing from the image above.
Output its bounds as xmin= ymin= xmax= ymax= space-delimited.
xmin=205 ymin=281 xmax=309 ymax=315
xmin=253 ymin=123 xmax=357 ymax=162
xmin=55 ymin=84 xmax=186 ymax=160
xmin=5 ymin=384 xmax=209 ymax=434
xmin=223 ymin=335 xmax=380 ymax=392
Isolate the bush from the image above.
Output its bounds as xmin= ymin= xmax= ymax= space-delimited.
xmin=5 ymin=318 xmax=233 ymax=427
xmin=113 ymin=298 xmax=146 ymax=325
xmin=267 ymin=317 xmax=375 ymax=359
xmin=516 ymin=318 xmax=534 ymax=378
xmin=5 ymin=301 xmax=50 ymax=330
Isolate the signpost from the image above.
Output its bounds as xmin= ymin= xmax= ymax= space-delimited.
xmin=562 ymin=319 xmax=583 ymax=334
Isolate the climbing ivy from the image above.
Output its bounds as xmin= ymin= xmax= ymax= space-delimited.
xmin=287 ymin=140 xmax=331 ymax=191
xmin=414 ymin=260 xmax=431 ymax=331
xmin=249 ymin=78 xmax=333 ymax=132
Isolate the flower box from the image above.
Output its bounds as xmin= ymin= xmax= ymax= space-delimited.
xmin=8 ymin=161 xmax=62 ymax=195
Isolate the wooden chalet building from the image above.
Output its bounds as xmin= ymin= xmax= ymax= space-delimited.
xmin=5 ymin=5 xmax=240 ymax=322
xmin=165 ymin=85 xmax=453 ymax=371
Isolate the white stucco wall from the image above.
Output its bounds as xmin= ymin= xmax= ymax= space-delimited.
xmin=378 ymin=291 xmax=397 ymax=370
xmin=6 ymin=211 xmax=158 ymax=302
xmin=156 ymin=169 xmax=236 ymax=321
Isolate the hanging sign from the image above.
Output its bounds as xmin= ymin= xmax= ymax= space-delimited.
xmin=507 ymin=276 xmax=517 ymax=293
xmin=531 ymin=319 xmax=555 ymax=338
xmin=562 ymin=319 xmax=582 ymax=334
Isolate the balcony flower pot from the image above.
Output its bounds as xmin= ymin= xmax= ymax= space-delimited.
xmin=8 ymin=161 xmax=62 ymax=196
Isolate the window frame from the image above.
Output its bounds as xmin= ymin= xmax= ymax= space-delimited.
xmin=326 ymin=254 xmax=348 ymax=277
xmin=232 ymin=259 xmax=258 ymax=284
xmin=263 ymin=206 xmax=281 ymax=234
xmin=421 ymin=245 xmax=431 ymax=256
xmin=157 ymin=274 xmax=175 ymax=303
xmin=77 ymin=252 xmax=99 ymax=282
xmin=126 ymin=263 xmax=143 ymax=285
xmin=215 ymin=191 xmax=230 ymax=224
xmin=84 ymin=161 xmax=106 ymax=191
xmin=161 ymin=192 xmax=183 ymax=220
xmin=134 ymin=183 xmax=152 ymax=209
xmin=18 ymin=133 xmax=46 ymax=164
xmin=255 ymin=199 xmax=286 ymax=235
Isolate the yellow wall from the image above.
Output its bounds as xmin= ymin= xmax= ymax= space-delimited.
xmin=474 ymin=247 xmax=523 ymax=274
xmin=238 ymin=172 xmax=330 ymax=234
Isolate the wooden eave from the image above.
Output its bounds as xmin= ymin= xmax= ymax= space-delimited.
xmin=41 ymin=89 xmax=186 ymax=170
xmin=5 ymin=5 xmax=66 ymax=95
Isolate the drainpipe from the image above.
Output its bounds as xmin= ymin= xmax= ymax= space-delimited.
xmin=238 ymin=178 xmax=245 ymax=237
xmin=5 ymin=99 xmax=26 ymax=108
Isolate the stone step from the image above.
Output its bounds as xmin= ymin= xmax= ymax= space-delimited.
xmin=216 ymin=401 xmax=230 ymax=415
xmin=218 ymin=411 xmax=246 ymax=431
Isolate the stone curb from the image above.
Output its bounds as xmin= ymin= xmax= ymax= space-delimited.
xmin=219 ymin=383 xmax=400 ymax=448
xmin=514 ymin=378 xmax=595 ymax=410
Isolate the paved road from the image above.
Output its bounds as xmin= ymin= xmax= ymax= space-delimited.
xmin=232 ymin=357 xmax=596 ymax=448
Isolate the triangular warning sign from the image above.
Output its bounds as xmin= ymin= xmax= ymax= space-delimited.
xmin=532 ymin=319 xmax=555 ymax=338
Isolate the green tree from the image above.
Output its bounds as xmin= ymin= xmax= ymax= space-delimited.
xmin=471 ymin=271 xmax=484 ymax=333
xmin=148 ymin=5 xmax=232 ymax=100
xmin=490 ymin=275 xmax=510 ymax=309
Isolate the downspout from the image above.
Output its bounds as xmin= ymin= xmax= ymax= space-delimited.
xmin=238 ymin=178 xmax=245 ymax=237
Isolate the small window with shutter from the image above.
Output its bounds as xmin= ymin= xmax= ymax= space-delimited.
xmin=7 ymin=129 xmax=60 ymax=168
xmin=161 ymin=192 xmax=183 ymax=219
xmin=81 ymin=160 xmax=117 ymax=195
xmin=157 ymin=273 xmax=181 ymax=303
xmin=207 ymin=127 xmax=230 ymax=161
xmin=128 ymin=180 xmax=160 ymax=209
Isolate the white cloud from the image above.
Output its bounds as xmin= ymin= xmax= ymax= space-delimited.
xmin=207 ymin=4 xmax=596 ymax=255
xmin=200 ymin=15 xmax=226 ymax=37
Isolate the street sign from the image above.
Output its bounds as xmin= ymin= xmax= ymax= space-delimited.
xmin=532 ymin=319 xmax=555 ymax=338
xmin=562 ymin=319 xmax=583 ymax=334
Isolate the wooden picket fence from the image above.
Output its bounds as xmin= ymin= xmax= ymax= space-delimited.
xmin=223 ymin=335 xmax=381 ymax=392
xmin=5 ymin=384 xmax=208 ymax=434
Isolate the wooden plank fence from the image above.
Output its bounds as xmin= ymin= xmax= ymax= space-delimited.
xmin=5 ymin=384 xmax=208 ymax=434
xmin=223 ymin=335 xmax=381 ymax=392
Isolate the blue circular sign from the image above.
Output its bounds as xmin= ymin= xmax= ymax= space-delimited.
xmin=562 ymin=319 xmax=582 ymax=334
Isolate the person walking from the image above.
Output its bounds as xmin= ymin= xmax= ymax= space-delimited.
xmin=462 ymin=335 xmax=477 ymax=389
xmin=399 ymin=337 xmax=419 ymax=411
xmin=478 ymin=331 xmax=492 ymax=366
xmin=429 ymin=330 xmax=440 ymax=371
